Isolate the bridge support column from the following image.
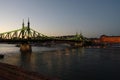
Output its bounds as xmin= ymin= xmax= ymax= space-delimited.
xmin=70 ymin=42 xmax=83 ymax=47
xmin=75 ymin=42 xmax=83 ymax=47
xmin=20 ymin=43 xmax=32 ymax=53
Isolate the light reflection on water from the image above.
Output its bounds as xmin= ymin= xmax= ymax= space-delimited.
xmin=1 ymin=44 xmax=120 ymax=80
xmin=0 ymin=44 xmax=20 ymax=55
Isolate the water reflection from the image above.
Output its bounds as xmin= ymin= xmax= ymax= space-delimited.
xmin=4 ymin=45 xmax=120 ymax=80
xmin=32 ymin=47 xmax=85 ymax=78
xmin=0 ymin=45 xmax=87 ymax=80
xmin=20 ymin=48 xmax=75 ymax=74
xmin=21 ymin=52 xmax=31 ymax=61
xmin=18 ymin=47 xmax=120 ymax=80
xmin=20 ymin=51 xmax=38 ymax=71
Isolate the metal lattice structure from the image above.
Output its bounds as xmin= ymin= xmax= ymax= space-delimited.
xmin=0 ymin=20 xmax=48 ymax=41
xmin=53 ymin=32 xmax=86 ymax=41
xmin=0 ymin=19 xmax=86 ymax=43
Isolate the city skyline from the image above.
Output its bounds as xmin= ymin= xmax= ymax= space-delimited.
xmin=0 ymin=0 xmax=120 ymax=38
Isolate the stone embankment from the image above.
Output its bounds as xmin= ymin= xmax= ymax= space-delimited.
xmin=0 ymin=62 xmax=60 ymax=80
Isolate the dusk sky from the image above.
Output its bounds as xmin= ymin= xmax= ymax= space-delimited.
xmin=0 ymin=0 xmax=120 ymax=38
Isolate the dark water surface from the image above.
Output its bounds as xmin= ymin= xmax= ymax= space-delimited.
xmin=0 ymin=44 xmax=120 ymax=80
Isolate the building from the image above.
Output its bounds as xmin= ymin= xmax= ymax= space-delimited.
xmin=100 ymin=35 xmax=120 ymax=43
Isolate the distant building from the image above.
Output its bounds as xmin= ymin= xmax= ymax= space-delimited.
xmin=100 ymin=35 xmax=120 ymax=43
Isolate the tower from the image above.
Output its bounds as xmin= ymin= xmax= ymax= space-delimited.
xmin=28 ymin=18 xmax=30 ymax=29
xmin=22 ymin=19 xmax=25 ymax=39
xmin=22 ymin=19 xmax=24 ymax=29
xmin=27 ymin=18 xmax=30 ymax=39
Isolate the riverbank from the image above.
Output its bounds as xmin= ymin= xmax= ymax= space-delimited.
xmin=0 ymin=62 xmax=60 ymax=80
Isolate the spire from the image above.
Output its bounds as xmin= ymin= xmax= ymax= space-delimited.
xmin=22 ymin=19 xmax=25 ymax=39
xmin=28 ymin=18 xmax=30 ymax=23
xmin=22 ymin=19 xmax=24 ymax=28
xmin=27 ymin=18 xmax=30 ymax=39
xmin=28 ymin=18 xmax=30 ymax=29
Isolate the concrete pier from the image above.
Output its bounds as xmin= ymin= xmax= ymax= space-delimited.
xmin=20 ymin=43 xmax=32 ymax=52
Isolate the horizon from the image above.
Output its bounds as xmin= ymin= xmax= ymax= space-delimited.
xmin=0 ymin=19 xmax=119 ymax=38
xmin=0 ymin=0 xmax=120 ymax=38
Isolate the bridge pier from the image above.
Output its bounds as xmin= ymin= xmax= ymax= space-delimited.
xmin=74 ymin=42 xmax=83 ymax=47
xmin=20 ymin=43 xmax=32 ymax=53
xmin=70 ymin=42 xmax=83 ymax=47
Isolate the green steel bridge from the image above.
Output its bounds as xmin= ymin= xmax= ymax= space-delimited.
xmin=0 ymin=20 xmax=86 ymax=44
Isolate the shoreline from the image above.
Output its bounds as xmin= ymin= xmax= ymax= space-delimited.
xmin=0 ymin=62 xmax=60 ymax=80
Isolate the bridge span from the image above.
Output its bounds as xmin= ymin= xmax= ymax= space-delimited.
xmin=0 ymin=20 xmax=86 ymax=52
xmin=0 ymin=19 xmax=85 ymax=43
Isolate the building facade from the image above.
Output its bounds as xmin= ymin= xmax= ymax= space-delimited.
xmin=100 ymin=35 xmax=120 ymax=43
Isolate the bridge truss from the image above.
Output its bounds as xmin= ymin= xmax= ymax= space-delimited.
xmin=0 ymin=20 xmax=86 ymax=43
xmin=0 ymin=20 xmax=50 ymax=42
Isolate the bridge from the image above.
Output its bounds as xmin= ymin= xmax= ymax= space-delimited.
xmin=0 ymin=19 xmax=49 ymax=42
xmin=0 ymin=19 xmax=85 ymax=47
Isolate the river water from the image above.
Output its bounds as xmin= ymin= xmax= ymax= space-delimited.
xmin=0 ymin=44 xmax=120 ymax=80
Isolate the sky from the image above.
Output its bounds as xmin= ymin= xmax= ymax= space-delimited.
xmin=0 ymin=0 xmax=120 ymax=38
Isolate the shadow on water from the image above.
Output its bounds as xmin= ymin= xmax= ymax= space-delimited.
xmin=20 ymin=51 xmax=33 ymax=70
xmin=20 ymin=52 xmax=31 ymax=65
xmin=19 ymin=51 xmax=40 ymax=74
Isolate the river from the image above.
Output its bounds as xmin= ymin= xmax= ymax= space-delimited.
xmin=0 ymin=43 xmax=120 ymax=80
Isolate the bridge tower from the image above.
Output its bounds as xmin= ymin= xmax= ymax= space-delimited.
xmin=22 ymin=19 xmax=25 ymax=28
xmin=22 ymin=19 xmax=25 ymax=39
xmin=20 ymin=18 xmax=32 ymax=53
xmin=27 ymin=18 xmax=30 ymax=39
